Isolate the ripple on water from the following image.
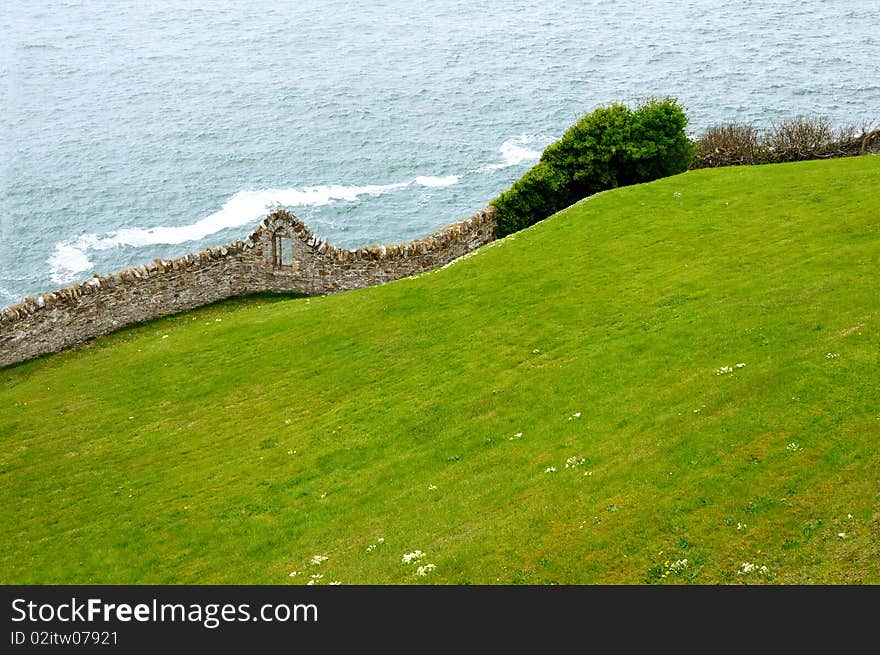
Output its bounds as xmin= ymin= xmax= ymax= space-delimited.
xmin=2 ymin=0 xmax=879 ymax=304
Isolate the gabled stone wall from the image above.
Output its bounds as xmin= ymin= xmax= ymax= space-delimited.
xmin=0 ymin=207 xmax=497 ymax=368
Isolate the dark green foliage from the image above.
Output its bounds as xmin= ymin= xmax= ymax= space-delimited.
xmin=491 ymin=163 xmax=571 ymax=236
xmin=492 ymin=98 xmax=693 ymax=237
xmin=621 ymin=98 xmax=694 ymax=182
xmin=540 ymin=103 xmax=633 ymax=199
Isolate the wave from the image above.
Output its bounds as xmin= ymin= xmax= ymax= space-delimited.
xmin=49 ymin=242 xmax=96 ymax=285
xmin=414 ymin=175 xmax=460 ymax=187
xmin=45 ymin=133 xmax=550 ymax=285
xmin=47 ymin=177 xmax=460 ymax=284
xmin=483 ymin=133 xmax=557 ymax=170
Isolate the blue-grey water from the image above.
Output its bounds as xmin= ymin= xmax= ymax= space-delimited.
xmin=2 ymin=0 xmax=878 ymax=307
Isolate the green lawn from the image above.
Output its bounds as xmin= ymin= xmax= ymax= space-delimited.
xmin=1 ymin=156 xmax=878 ymax=584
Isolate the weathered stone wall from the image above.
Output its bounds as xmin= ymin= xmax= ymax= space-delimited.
xmin=242 ymin=206 xmax=497 ymax=295
xmin=0 ymin=207 xmax=497 ymax=367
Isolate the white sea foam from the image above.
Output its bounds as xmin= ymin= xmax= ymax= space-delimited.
xmin=45 ymin=134 xmax=554 ymax=285
xmin=483 ymin=134 xmax=557 ymax=170
xmin=49 ymin=242 xmax=95 ymax=284
xmin=45 ymin=178 xmax=457 ymax=284
xmin=414 ymin=175 xmax=460 ymax=187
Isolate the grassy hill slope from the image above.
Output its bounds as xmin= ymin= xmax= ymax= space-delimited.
xmin=1 ymin=156 xmax=878 ymax=584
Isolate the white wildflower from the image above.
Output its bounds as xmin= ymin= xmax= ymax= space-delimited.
xmin=402 ymin=550 xmax=426 ymax=564
xmin=738 ymin=562 xmax=756 ymax=575
xmin=544 ymin=467 xmax=557 ymax=473
xmin=735 ymin=362 xmax=746 ymax=369
xmin=309 ymin=554 xmax=328 ymax=565
xmin=288 ymin=571 xmax=299 ymax=577
xmin=668 ymin=558 xmax=688 ymax=574
xmin=428 ymin=484 xmax=438 ymax=491
xmin=825 ymin=352 xmax=839 ymax=359
xmin=786 ymin=442 xmax=802 ymax=452
xmin=509 ymin=432 xmax=523 ymax=441
xmin=329 ymin=580 xmax=341 ymax=585
xmin=737 ymin=522 xmax=747 ymax=532
xmin=565 ymin=456 xmax=586 ymax=469
xmin=416 ymin=563 xmax=437 ymax=576
xmin=838 ymin=532 xmax=846 ymax=539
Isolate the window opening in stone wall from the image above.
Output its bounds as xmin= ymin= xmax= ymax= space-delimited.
xmin=273 ymin=234 xmax=294 ymax=268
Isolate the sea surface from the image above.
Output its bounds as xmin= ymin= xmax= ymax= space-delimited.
xmin=2 ymin=0 xmax=878 ymax=306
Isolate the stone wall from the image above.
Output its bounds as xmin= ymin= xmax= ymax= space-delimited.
xmin=0 ymin=207 xmax=497 ymax=367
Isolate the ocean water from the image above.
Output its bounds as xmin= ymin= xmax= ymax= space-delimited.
xmin=2 ymin=0 xmax=878 ymax=307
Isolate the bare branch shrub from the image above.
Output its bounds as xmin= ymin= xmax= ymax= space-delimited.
xmin=690 ymin=117 xmax=879 ymax=168
xmin=766 ymin=116 xmax=836 ymax=161
xmin=692 ymin=122 xmax=765 ymax=168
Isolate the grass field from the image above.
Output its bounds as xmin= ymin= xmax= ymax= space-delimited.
xmin=1 ymin=156 xmax=878 ymax=584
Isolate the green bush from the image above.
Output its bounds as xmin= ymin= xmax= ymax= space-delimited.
xmin=492 ymin=98 xmax=693 ymax=237
xmin=620 ymin=98 xmax=693 ymax=182
xmin=540 ymin=103 xmax=633 ymax=199
xmin=490 ymin=162 xmax=571 ymax=236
